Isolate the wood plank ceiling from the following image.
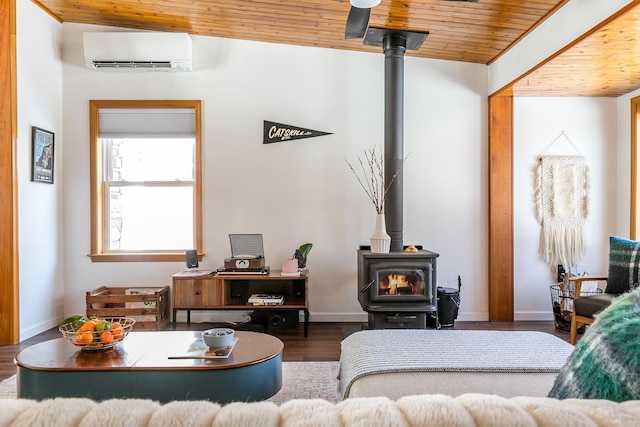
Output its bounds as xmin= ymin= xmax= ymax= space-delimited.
xmin=34 ymin=1 xmax=566 ymax=64
xmin=32 ymin=0 xmax=640 ymax=97
xmin=513 ymin=2 xmax=640 ymax=97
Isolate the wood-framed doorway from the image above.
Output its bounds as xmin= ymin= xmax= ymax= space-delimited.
xmin=0 ymin=0 xmax=20 ymax=345
xmin=485 ymin=3 xmax=640 ymax=320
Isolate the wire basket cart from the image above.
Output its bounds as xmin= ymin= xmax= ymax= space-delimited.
xmin=550 ymin=283 xmax=602 ymax=333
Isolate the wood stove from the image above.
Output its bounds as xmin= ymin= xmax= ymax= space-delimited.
xmin=354 ymin=28 xmax=440 ymax=330
xmin=358 ymin=248 xmax=438 ymax=329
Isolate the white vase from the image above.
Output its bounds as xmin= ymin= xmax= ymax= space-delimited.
xmin=370 ymin=213 xmax=391 ymax=253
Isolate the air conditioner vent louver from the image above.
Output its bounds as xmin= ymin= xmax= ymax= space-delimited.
xmin=83 ymin=32 xmax=193 ymax=72
xmin=92 ymin=61 xmax=173 ymax=69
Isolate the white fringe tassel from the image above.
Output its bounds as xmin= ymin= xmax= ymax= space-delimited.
xmin=539 ymin=223 xmax=587 ymax=269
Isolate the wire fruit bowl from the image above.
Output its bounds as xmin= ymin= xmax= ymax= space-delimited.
xmin=59 ymin=317 xmax=135 ymax=351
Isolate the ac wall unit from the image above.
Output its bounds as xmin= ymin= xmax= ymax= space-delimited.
xmin=83 ymin=32 xmax=193 ymax=72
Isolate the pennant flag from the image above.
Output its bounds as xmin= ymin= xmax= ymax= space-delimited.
xmin=263 ymin=121 xmax=332 ymax=144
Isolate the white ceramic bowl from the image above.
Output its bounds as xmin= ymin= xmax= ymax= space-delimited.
xmin=201 ymin=328 xmax=235 ymax=348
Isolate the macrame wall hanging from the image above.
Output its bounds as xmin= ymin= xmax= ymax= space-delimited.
xmin=535 ymin=131 xmax=590 ymax=271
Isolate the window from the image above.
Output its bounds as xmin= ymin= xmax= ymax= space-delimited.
xmin=89 ymin=100 xmax=202 ymax=262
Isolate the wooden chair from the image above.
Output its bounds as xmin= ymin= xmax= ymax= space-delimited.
xmin=569 ymin=275 xmax=623 ymax=345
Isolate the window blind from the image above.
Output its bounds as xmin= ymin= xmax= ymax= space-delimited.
xmin=98 ymin=108 xmax=195 ymax=138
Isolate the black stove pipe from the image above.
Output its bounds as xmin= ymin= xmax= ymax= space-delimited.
xmin=383 ymin=33 xmax=406 ymax=252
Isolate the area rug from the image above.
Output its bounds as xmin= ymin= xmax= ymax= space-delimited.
xmin=0 ymin=361 xmax=341 ymax=404
xmin=0 ymin=375 xmax=15 ymax=399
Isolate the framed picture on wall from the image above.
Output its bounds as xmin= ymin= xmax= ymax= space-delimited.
xmin=31 ymin=126 xmax=55 ymax=184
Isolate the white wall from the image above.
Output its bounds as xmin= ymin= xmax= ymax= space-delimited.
xmin=59 ymin=24 xmax=488 ymax=324
xmin=16 ymin=1 xmax=64 ymax=340
xmin=513 ymin=98 xmax=618 ymax=320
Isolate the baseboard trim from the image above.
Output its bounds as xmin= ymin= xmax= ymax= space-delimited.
xmin=514 ymin=311 xmax=556 ymax=321
xmin=308 ymin=313 xmax=368 ymax=323
xmin=21 ymin=317 xmax=63 ymax=341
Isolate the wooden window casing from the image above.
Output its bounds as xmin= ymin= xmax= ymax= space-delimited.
xmin=89 ymin=100 xmax=203 ymax=262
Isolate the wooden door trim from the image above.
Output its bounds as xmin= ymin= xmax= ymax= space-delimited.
xmin=631 ymin=96 xmax=640 ymax=239
xmin=0 ymin=0 xmax=20 ymax=344
xmin=488 ymin=89 xmax=514 ymax=321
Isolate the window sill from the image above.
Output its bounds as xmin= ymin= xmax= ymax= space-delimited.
xmin=88 ymin=253 xmax=201 ymax=263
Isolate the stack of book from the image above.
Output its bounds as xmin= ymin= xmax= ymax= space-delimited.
xmin=247 ymin=294 xmax=284 ymax=306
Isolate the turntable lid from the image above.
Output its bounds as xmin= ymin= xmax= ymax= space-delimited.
xmin=229 ymin=234 xmax=264 ymax=258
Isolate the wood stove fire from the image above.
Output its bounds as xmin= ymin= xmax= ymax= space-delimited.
xmin=358 ymin=248 xmax=438 ymax=329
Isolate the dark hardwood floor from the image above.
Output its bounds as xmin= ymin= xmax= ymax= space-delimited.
xmin=0 ymin=320 xmax=573 ymax=382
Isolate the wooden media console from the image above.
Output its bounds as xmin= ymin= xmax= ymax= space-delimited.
xmin=172 ymin=270 xmax=310 ymax=336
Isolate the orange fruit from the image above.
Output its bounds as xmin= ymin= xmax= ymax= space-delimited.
xmin=75 ymin=330 xmax=94 ymax=345
xmin=74 ymin=333 xmax=84 ymax=345
xmin=77 ymin=320 xmax=97 ymax=333
xmin=111 ymin=323 xmax=124 ymax=340
xmin=100 ymin=331 xmax=114 ymax=345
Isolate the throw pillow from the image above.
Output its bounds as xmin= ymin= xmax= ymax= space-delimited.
xmin=606 ymin=235 xmax=640 ymax=294
xmin=548 ymin=287 xmax=640 ymax=401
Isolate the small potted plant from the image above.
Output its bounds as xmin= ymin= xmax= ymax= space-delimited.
xmin=281 ymin=243 xmax=312 ymax=273
xmin=294 ymin=243 xmax=313 ymax=269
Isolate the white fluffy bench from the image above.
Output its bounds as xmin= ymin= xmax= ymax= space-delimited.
xmin=1 ymin=395 xmax=639 ymax=426
xmin=339 ymin=329 xmax=574 ymax=399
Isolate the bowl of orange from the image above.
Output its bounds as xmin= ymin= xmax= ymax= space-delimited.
xmin=59 ymin=316 xmax=135 ymax=351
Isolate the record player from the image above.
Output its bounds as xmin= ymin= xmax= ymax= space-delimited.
xmin=224 ymin=255 xmax=265 ymax=270
xmin=222 ymin=234 xmax=266 ymax=270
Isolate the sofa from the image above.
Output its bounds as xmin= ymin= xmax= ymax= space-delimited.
xmin=1 ymin=395 xmax=640 ymax=426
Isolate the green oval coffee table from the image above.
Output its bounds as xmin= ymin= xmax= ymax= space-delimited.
xmin=15 ymin=330 xmax=283 ymax=403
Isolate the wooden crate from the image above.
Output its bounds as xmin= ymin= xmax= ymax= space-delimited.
xmin=86 ymin=286 xmax=171 ymax=330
